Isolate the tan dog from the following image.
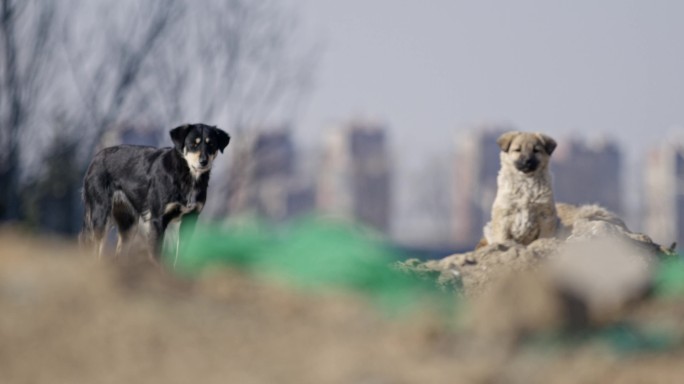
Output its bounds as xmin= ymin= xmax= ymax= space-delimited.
xmin=482 ymin=131 xmax=558 ymax=246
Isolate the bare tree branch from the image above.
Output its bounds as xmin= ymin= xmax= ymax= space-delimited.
xmin=0 ymin=0 xmax=57 ymax=220
xmin=87 ymin=1 xmax=181 ymax=151
xmin=1 ymin=0 xmax=318 ymax=227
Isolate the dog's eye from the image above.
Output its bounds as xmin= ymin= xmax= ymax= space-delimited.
xmin=533 ymin=147 xmax=540 ymax=153
xmin=512 ymin=147 xmax=521 ymax=152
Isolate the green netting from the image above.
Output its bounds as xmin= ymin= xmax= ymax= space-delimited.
xmin=654 ymin=256 xmax=684 ymax=297
xmin=167 ymin=217 xmax=458 ymax=316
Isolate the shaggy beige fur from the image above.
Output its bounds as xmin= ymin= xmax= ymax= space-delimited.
xmin=555 ymin=202 xmax=626 ymax=232
xmin=483 ymin=131 xmax=558 ymax=246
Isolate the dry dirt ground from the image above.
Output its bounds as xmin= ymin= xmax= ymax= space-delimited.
xmin=2 ymin=228 xmax=684 ymax=384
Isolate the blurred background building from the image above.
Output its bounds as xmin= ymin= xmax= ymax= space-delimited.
xmin=552 ymin=138 xmax=623 ymax=216
xmin=452 ymin=126 xmax=507 ymax=248
xmin=225 ymin=128 xmax=316 ymax=223
xmin=643 ymin=142 xmax=684 ymax=247
xmin=317 ymin=120 xmax=392 ymax=234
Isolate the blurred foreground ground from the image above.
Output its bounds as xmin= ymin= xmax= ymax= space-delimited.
xmin=2 ymin=227 xmax=684 ymax=384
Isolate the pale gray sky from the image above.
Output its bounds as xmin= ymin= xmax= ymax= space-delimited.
xmin=294 ymin=0 xmax=684 ymax=162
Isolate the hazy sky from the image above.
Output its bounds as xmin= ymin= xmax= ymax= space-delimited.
xmin=294 ymin=0 xmax=684 ymax=164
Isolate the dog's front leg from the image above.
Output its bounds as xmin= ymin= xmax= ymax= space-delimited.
xmin=485 ymin=215 xmax=512 ymax=244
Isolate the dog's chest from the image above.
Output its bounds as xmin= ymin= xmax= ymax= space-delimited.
xmin=494 ymin=172 xmax=556 ymax=242
xmin=509 ymin=208 xmax=538 ymax=242
xmin=502 ymin=188 xmax=552 ymax=216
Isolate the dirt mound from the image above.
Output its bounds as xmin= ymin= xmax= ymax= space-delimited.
xmin=422 ymin=204 xmax=671 ymax=297
xmin=2 ymin=227 xmax=684 ymax=384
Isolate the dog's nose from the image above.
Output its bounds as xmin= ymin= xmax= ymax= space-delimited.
xmin=515 ymin=157 xmax=539 ymax=172
xmin=199 ymin=158 xmax=209 ymax=167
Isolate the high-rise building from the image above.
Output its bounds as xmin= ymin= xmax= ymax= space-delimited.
xmin=226 ymin=128 xmax=315 ymax=222
xmin=551 ymin=138 xmax=623 ymax=216
xmin=643 ymin=143 xmax=684 ymax=247
xmin=452 ymin=126 xmax=508 ymax=248
xmin=317 ymin=121 xmax=392 ymax=234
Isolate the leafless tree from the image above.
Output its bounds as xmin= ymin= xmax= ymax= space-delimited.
xmin=184 ymin=0 xmax=316 ymax=129
xmin=0 ymin=0 xmax=317 ymax=230
xmin=62 ymin=0 xmax=316 ymax=167
xmin=60 ymin=0 xmax=183 ymax=166
xmin=0 ymin=0 xmax=56 ymax=220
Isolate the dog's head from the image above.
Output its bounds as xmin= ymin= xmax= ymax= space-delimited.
xmin=496 ymin=131 xmax=556 ymax=174
xmin=170 ymin=124 xmax=230 ymax=176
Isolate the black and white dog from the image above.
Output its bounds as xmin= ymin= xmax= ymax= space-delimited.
xmin=81 ymin=123 xmax=230 ymax=263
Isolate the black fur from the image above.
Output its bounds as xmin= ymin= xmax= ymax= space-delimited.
xmin=81 ymin=123 xmax=230 ymax=263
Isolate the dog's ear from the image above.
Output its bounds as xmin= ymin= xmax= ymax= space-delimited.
xmin=497 ymin=131 xmax=519 ymax=152
xmin=536 ymin=133 xmax=557 ymax=155
xmin=215 ymin=127 xmax=230 ymax=153
xmin=170 ymin=124 xmax=191 ymax=153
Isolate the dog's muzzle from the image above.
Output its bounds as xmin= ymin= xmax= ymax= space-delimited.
xmin=515 ymin=158 xmax=539 ymax=173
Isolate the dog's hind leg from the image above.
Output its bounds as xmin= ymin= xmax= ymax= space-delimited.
xmin=81 ymin=200 xmax=110 ymax=258
xmin=82 ymin=224 xmax=107 ymax=258
xmin=82 ymin=170 xmax=113 ymax=258
xmin=111 ymin=191 xmax=138 ymax=258
xmin=145 ymin=220 xmax=166 ymax=267
xmin=115 ymin=228 xmax=134 ymax=257
xmin=87 ymin=219 xmax=109 ymax=259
